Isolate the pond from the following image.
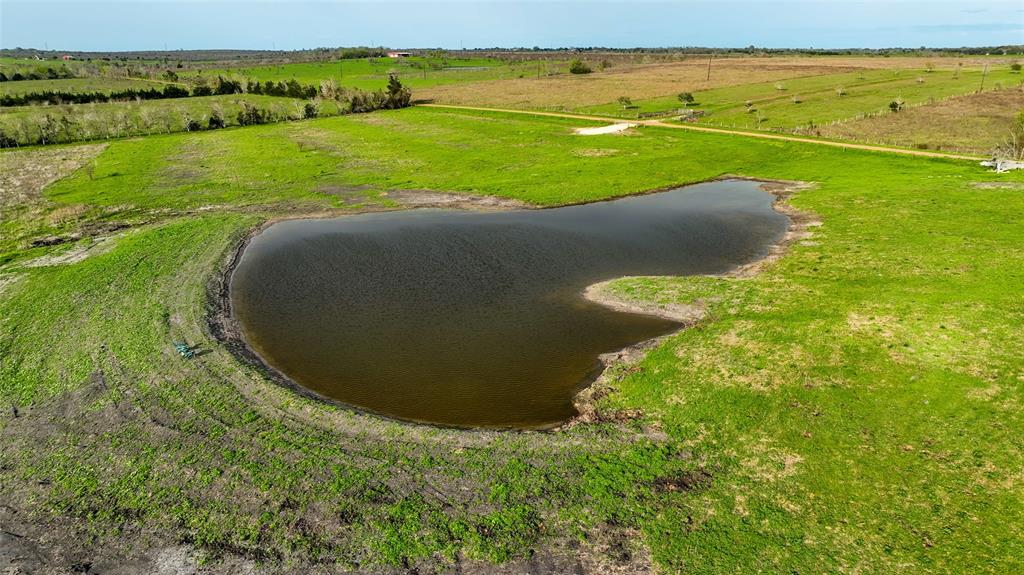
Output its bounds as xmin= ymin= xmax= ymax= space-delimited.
xmin=229 ymin=179 xmax=789 ymax=428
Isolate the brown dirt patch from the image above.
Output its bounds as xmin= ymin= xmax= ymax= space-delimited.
xmin=972 ymin=181 xmax=1024 ymax=190
xmin=383 ymin=188 xmax=531 ymax=210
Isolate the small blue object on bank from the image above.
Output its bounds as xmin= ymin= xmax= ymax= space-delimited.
xmin=173 ymin=341 xmax=195 ymax=359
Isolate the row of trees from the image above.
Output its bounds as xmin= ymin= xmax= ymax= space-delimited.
xmin=0 ymin=75 xmax=412 ymax=147
xmin=0 ymin=76 xmax=302 ymax=107
xmin=0 ymin=67 xmax=77 ymax=82
xmin=2 ymin=74 xmax=403 ymax=107
xmin=1 ymin=84 xmax=191 ymax=107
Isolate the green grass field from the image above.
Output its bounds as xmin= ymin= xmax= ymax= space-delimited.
xmin=0 ymin=77 xmax=171 ymax=96
xmin=179 ymin=56 xmax=555 ymax=92
xmin=1 ymin=106 xmax=1022 ymax=571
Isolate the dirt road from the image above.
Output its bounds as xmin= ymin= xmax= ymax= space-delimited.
xmin=420 ymin=103 xmax=986 ymax=161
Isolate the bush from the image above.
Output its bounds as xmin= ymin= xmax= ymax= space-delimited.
xmin=385 ymin=74 xmax=412 ymax=109
xmin=236 ymin=102 xmax=269 ymax=126
xmin=992 ymin=111 xmax=1024 ymax=160
xmin=1012 ymin=63 xmax=1022 ymax=73
xmin=677 ymin=92 xmax=695 ymax=105
xmin=303 ymin=102 xmax=319 ymax=119
xmin=185 ymin=118 xmax=201 ymax=132
xmin=889 ymin=98 xmax=904 ymax=113
xmin=569 ymin=60 xmax=592 ymax=74
xmin=215 ymin=76 xmax=243 ymax=95
xmin=0 ymin=131 xmax=18 ymax=148
xmin=208 ymin=113 xmax=225 ymax=129
xmin=192 ymin=86 xmax=213 ymax=97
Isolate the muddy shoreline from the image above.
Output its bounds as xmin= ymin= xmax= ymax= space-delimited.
xmin=206 ymin=177 xmax=817 ymax=432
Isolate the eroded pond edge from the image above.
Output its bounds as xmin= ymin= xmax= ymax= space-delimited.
xmin=205 ymin=176 xmax=818 ymax=432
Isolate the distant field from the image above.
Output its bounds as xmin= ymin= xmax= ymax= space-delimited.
xmin=416 ymin=56 xmax=1015 ymax=110
xmin=818 ymin=88 xmax=1024 ymax=154
xmin=0 ymin=94 xmax=338 ymax=145
xmin=579 ymin=65 xmax=1015 ymax=117
xmin=0 ymin=77 xmax=170 ymax=97
xmin=179 ymin=56 xmax=553 ymax=92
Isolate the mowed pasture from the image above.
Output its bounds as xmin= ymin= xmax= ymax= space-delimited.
xmin=1 ymin=106 xmax=1023 ymax=572
xmin=818 ymin=88 xmax=1024 ymax=153
xmin=178 ymin=56 xmax=552 ymax=92
xmin=0 ymin=77 xmax=171 ymax=96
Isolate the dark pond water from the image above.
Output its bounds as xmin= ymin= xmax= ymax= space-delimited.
xmin=230 ymin=179 xmax=789 ymax=428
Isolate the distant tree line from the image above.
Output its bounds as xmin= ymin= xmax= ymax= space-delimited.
xmin=0 ymin=67 xmax=77 ymax=82
xmin=2 ymin=74 xmax=412 ymax=109
xmin=1 ymin=84 xmax=191 ymax=106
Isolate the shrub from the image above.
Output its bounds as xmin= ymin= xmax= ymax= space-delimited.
xmin=215 ymin=76 xmax=243 ymax=95
xmin=192 ymin=86 xmax=213 ymax=97
xmin=208 ymin=112 xmax=225 ymax=129
xmin=0 ymin=130 xmax=17 ymax=148
xmin=185 ymin=118 xmax=201 ymax=132
xmin=1012 ymin=63 xmax=1022 ymax=73
xmin=303 ymin=102 xmax=319 ymax=119
xmin=617 ymin=96 xmax=632 ymax=109
xmin=236 ymin=102 xmax=269 ymax=126
xmin=569 ymin=60 xmax=592 ymax=74
xmin=385 ymin=74 xmax=412 ymax=109
xmin=889 ymin=98 xmax=904 ymax=112
xmin=993 ymin=111 xmax=1024 ymax=160
xmin=677 ymin=92 xmax=695 ymax=105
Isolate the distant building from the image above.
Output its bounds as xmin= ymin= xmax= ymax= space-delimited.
xmin=61 ymin=54 xmax=74 ymax=61
xmin=387 ymin=52 xmax=411 ymax=58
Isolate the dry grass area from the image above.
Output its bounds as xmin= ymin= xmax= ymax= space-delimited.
xmin=418 ymin=56 xmax=1007 ymax=110
xmin=0 ymin=144 xmax=106 ymax=209
xmin=819 ymin=88 xmax=1024 ymax=154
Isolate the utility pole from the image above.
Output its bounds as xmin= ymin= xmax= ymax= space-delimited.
xmin=979 ymin=63 xmax=988 ymax=92
xmin=706 ymin=54 xmax=713 ymax=82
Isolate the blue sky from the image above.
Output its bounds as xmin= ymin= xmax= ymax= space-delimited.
xmin=2 ymin=1 xmax=1022 ymax=51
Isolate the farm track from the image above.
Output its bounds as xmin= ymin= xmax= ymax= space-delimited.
xmin=420 ymin=103 xmax=987 ymax=161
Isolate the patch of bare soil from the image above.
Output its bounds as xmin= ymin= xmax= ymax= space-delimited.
xmin=384 ymin=189 xmax=531 ymax=210
xmin=568 ymin=178 xmax=819 ymax=427
xmin=972 ymin=181 xmax=1024 ymax=190
xmin=0 ymin=274 xmax=22 ymax=297
xmin=22 ymin=234 xmax=123 ymax=268
xmin=0 ymin=144 xmax=107 ymax=209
